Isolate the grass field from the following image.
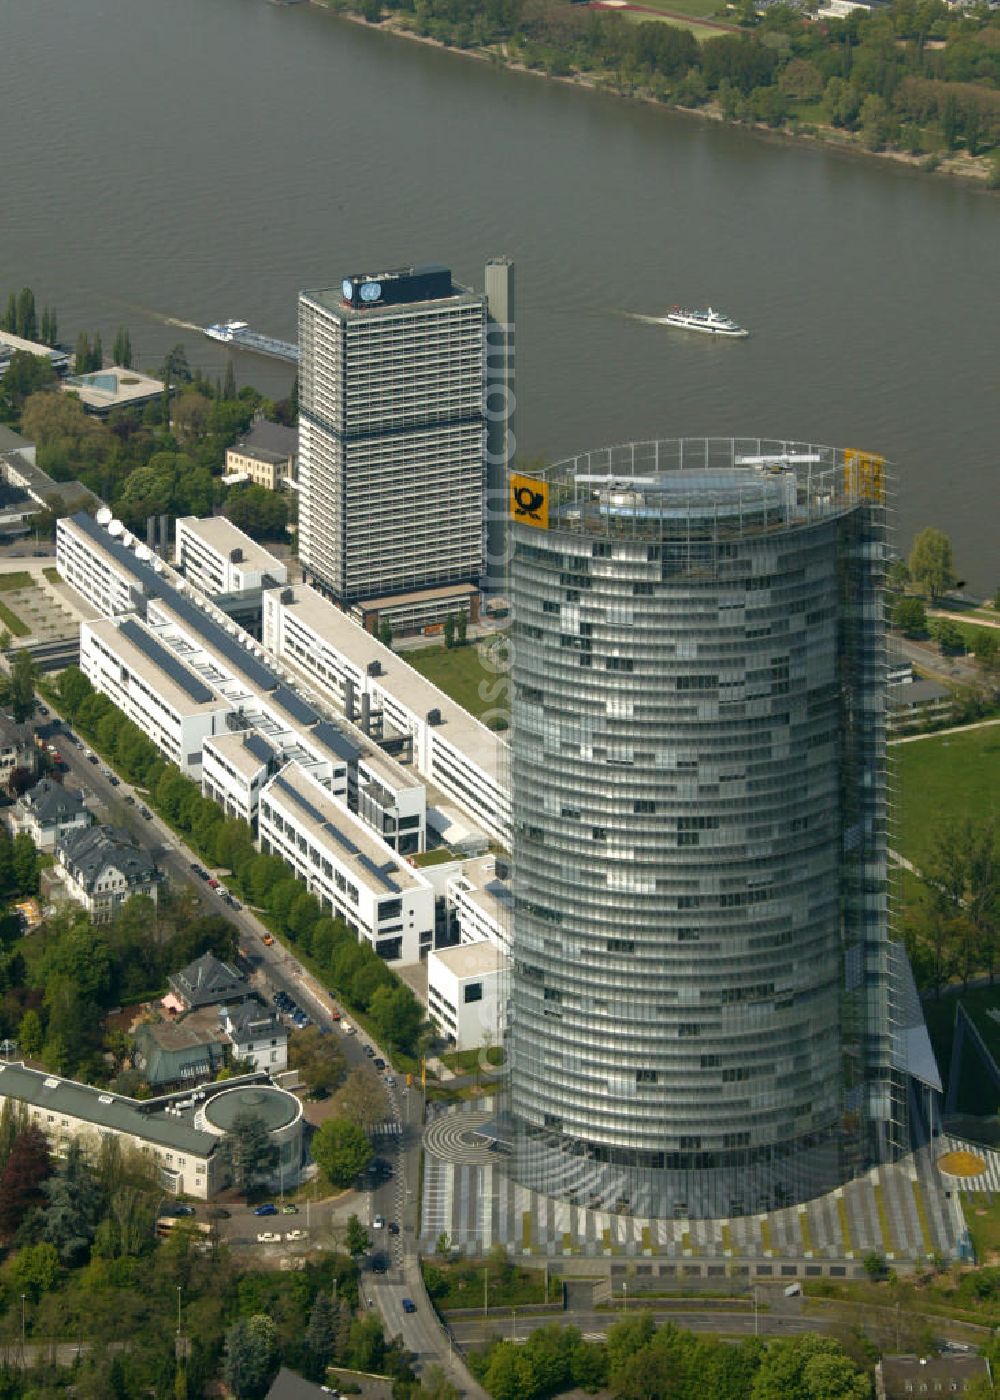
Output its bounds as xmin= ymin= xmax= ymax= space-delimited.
xmin=43 ymin=567 xmax=60 ymax=585
xmin=0 ymin=571 xmax=34 ymax=593
xmin=894 ymin=725 xmax=1000 ymax=867
xmin=0 ymin=599 xmax=29 ymax=638
xmin=406 ymin=639 xmax=509 ymax=723
xmin=626 ymin=0 xmax=731 ymax=18
xmin=964 ymin=1195 xmax=1000 ymax=1261
xmin=622 ymin=10 xmax=732 ymax=37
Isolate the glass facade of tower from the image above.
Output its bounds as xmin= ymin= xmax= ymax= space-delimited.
xmin=298 ymin=274 xmax=486 ymax=604
xmin=509 ymin=438 xmax=899 ymax=1219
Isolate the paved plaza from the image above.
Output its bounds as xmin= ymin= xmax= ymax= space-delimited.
xmin=420 ymin=1102 xmax=992 ymax=1277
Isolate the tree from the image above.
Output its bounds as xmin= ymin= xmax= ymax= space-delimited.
xmin=18 ymin=1008 xmax=43 ymax=1058
xmin=0 ymin=350 xmax=57 ymax=412
xmin=484 ymin=1344 xmax=541 ymax=1400
xmin=892 ymin=596 xmax=926 ymax=635
xmin=457 ymin=610 xmax=468 ymax=645
xmin=369 ymin=983 xmax=423 ymax=1054
xmin=751 ymin=1333 xmax=867 ymax=1400
xmin=160 ymin=343 xmax=193 ymax=385
xmin=16 ymin=287 xmax=38 ymax=342
xmin=0 ymin=1122 xmax=53 ymax=1238
xmin=13 ymin=831 xmax=38 ymax=893
xmin=223 ymin=1111 xmax=278 ymax=1194
xmin=75 ymin=331 xmax=93 ymax=374
xmin=909 ymin=527 xmax=957 ymax=600
xmin=331 ymin=1065 xmax=388 ymax=1129
xmin=289 ymin=1025 xmax=347 ymax=1098
xmin=2 ymin=292 xmax=16 ymax=333
xmin=344 ymin=1212 xmax=370 ymax=1257
xmin=930 ymin=618 xmax=964 ymax=655
xmin=312 ymin=1118 xmax=373 ymax=1188
xmin=378 ymin=621 xmax=393 ymax=649
xmin=222 ymin=360 xmax=237 ymax=401
xmin=6 ymin=1240 xmax=61 ymax=1301
xmin=92 ymin=331 xmax=103 ymax=370
xmin=112 ymin=326 xmax=133 ymax=369
xmin=40 ymin=1140 xmax=104 ymax=1263
xmin=414 ymin=1365 xmax=461 ymax=1400
xmin=223 ymin=1313 xmax=278 ymax=1399
xmin=304 ymin=1291 xmax=337 ymax=1379
xmin=444 ymin=613 xmax=456 ymax=649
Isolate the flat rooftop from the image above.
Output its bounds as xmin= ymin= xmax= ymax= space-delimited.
xmin=63 ymin=366 xmax=164 ymax=412
xmin=86 ymin=616 xmax=226 ymax=716
xmin=0 ymin=1060 xmax=218 ymax=1156
xmin=204 ymin=729 xmax=273 ymax=779
xmin=265 ymin=760 xmax=428 ymax=897
xmin=177 ymin=515 xmax=288 ymax=580
xmin=355 ymin=581 xmax=479 ymax=610
xmin=358 ymin=747 xmax=423 ymax=792
xmin=453 ymin=854 xmax=511 ymax=919
xmin=432 ymin=941 xmax=506 ymax=979
xmin=272 ymin=586 xmax=502 ymax=784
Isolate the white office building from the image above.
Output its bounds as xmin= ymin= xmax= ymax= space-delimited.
xmin=57 ymin=513 xmax=151 ymax=618
xmin=298 ymin=264 xmax=486 ymax=623
xmin=80 ymin=616 xmax=233 ymax=776
xmin=356 ymin=750 xmax=425 ymax=857
xmin=175 ymin=516 xmax=289 ymax=598
xmin=446 ymin=854 xmax=511 ymax=954
xmin=262 ymin=584 xmax=507 ymax=847
xmin=259 ymin=760 xmax=434 ymax=966
xmin=426 ymin=941 xmax=506 ymax=1051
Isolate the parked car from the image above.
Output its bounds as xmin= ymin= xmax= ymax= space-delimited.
xmin=402 ymin=1298 xmax=416 ymax=1314
xmin=282 ymin=1203 xmax=299 ymax=1215
xmin=207 ymin=877 xmax=219 ymax=889
xmin=108 ymin=775 xmax=119 ymax=786
xmin=262 ymin=934 xmax=274 ymax=947
xmin=253 ymin=1203 xmax=278 ymax=1217
xmin=257 ymin=1231 xmax=281 ymax=1244
xmin=363 ymin=1045 xmax=375 ymax=1059
xmin=124 ymin=793 xmax=135 ymax=805
xmin=388 ymin=1220 xmax=400 ymax=1235
xmin=370 ymin=1253 xmax=388 ymax=1274
xmin=374 ymin=1057 xmax=386 ymax=1071
xmin=86 ymin=752 xmax=98 ymax=764
xmin=230 ymin=899 xmax=242 ymax=911
xmin=160 ymin=1204 xmax=196 ymax=1218
xmin=139 ymin=806 xmax=152 ymax=819
xmin=284 ymin=1229 xmax=307 ymax=1242
xmin=373 ymin=1214 xmax=385 ymax=1229
xmin=342 ymin=1022 xmax=355 ymax=1035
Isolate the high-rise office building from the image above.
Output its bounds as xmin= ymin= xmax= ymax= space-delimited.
xmin=508 ymin=439 xmax=902 ymax=1219
xmin=298 ymin=263 xmax=493 ymax=633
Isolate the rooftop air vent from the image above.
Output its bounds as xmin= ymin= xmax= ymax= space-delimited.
xmin=426 ymin=708 xmax=442 ymax=726
xmin=367 ymin=660 xmax=382 ymax=677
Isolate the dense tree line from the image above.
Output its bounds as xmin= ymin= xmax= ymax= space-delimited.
xmin=54 ymin=668 xmax=427 ymax=1061
xmin=0 ymin=1106 xmax=376 ymax=1398
xmin=0 ymin=888 xmax=239 ymax=1085
xmin=466 ymin=1314 xmax=872 ymax=1400
xmin=327 ymin=0 xmax=1000 ymax=166
xmin=0 ymin=288 xmax=57 ymax=347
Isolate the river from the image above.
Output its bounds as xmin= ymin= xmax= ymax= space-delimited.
xmin=0 ymin=0 xmax=996 ymax=588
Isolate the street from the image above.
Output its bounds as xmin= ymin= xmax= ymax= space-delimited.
xmin=34 ymin=705 xmax=487 ymax=1394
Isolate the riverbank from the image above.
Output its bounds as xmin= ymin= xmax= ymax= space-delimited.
xmin=314 ymin=0 xmax=998 ymax=188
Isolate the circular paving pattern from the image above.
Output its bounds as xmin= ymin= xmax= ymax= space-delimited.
xmin=937 ymin=1149 xmax=987 ymax=1179
xmin=424 ymin=1108 xmax=498 ymax=1165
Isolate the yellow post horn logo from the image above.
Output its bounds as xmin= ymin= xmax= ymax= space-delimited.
xmin=510 ymin=473 xmax=549 ymax=530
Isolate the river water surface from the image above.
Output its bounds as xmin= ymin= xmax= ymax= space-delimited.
xmin=0 ymin=0 xmax=997 ymax=585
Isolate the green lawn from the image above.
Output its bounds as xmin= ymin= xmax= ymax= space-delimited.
xmin=894 ymin=725 xmax=1000 ymax=868
xmin=622 ymin=10 xmax=731 ymax=37
xmin=0 ymin=571 xmax=34 ymax=593
xmin=964 ymin=1194 xmax=1000 ymax=1261
xmin=628 ymin=0 xmax=732 ymax=18
xmin=411 ymin=847 xmax=459 ymax=869
xmin=0 ymin=599 xmax=29 ymax=637
xmin=43 ymin=567 xmax=60 ymax=585
xmin=405 ymin=640 xmax=510 ymax=724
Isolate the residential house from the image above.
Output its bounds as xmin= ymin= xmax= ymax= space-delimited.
xmin=224 ymin=420 xmax=298 ymax=492
xmin=166 ymin=952 xmax=251 ymax=1014
xmin=53 ymin=824 xmax=160 ymax=921
xmin=8 ymin=777 xmax=93 ymax=850
xmin=133 ymin=1010 xmax=229 ymax=1088
xmin=0 ymin=714 xmax=38 ymax=785
xmin=875 ymin=1354 xmax=991 ymax=1399
xmin=220 ymin=1003 xmax=289 ymax=1074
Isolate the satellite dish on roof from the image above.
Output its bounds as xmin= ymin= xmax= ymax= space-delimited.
xmin=121 ymin=531 xmax=134 ymax=548
xmin=108 ymin=519 xmax=124 ymax=537
xmin=96 ymin=506 xmax=113 ymax=526
xmin=135 ymin=544 xmax=152 ymax=561
xmin=152 ymin=558 xmax=164 ymax=573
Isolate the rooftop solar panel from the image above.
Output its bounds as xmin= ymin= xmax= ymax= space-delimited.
xmin=118 ymin=618 xmax=216 ymax=706
xmin=272 ymin=684 xmax=319 ymax=727
xmin=158 ymin=590 xmax=280 ymax=692
xmin=244 ymin=732 xmax=278 ymax=766
xmin=356 ymin=851 xmax=402 ymax=892
xmin=312 ymin=721 xmax=361 ymax=764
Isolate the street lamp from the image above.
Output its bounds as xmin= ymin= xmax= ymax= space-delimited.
xmin=622 ymin=1281 xmax=628 ymax=1313
xmin=752 ymin=1286 xmax=759 ymax=1337
xmin=176 ymin=1285 xmax=182 ymax=1336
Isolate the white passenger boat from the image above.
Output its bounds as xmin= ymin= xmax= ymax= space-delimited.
xmin=660 ymin=306 xmax=748 ymax=338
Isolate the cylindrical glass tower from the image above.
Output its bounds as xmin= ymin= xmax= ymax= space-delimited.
xmin=509 ymin=438 xmax=897 ymax=1219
